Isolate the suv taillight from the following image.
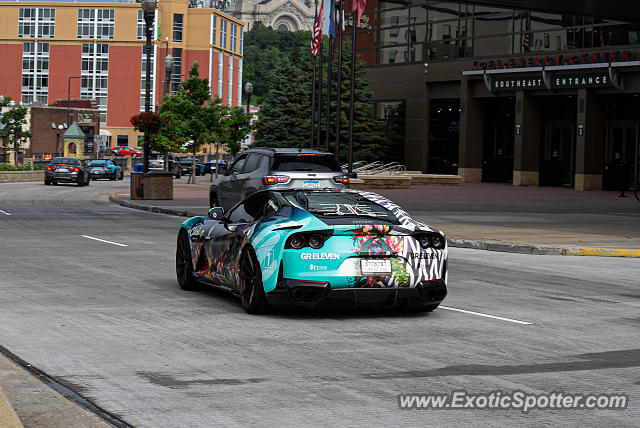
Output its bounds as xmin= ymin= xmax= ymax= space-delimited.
xmin=46 ymin=166 xmax=54 ymax=171
xmin=333 ymin=175 xmax=349 ymax=185
xmin=263 ymin=175 xmax=290 ymax=185
xmin=70 ymin=167 xmax=80 ymax=172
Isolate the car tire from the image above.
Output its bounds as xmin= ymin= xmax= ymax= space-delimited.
xmin=77 ymin=177 xmax=84 ymax=187
xmin=239 ymin=247 xmax=270 ymax=314
xmin=118 ymin=171 xmax=124 ymax=180
xmin=44 ymin=180 xmax=51 ymax=185
xmin=175 ymin=168 xmax=181 ymax=179
xmin=176 ymin=231 xmax=200 ymax=291
xmin=52 ymin=180 xmax=58 ymax=186
xmin=110 ymin=174 xmax=116 ymax=181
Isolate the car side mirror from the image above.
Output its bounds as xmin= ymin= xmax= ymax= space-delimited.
xmin=208 ymin=207 xmax=225 ymax=220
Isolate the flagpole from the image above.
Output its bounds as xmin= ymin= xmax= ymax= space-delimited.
xmin=310 ymin=0 xmax=318 ymax=148
xmin=335 ymin=1 xmax=342 ymax=164
xmin=325 ymin=33 xmax=333 ymax=152
xmin=347 ymin=1 xmax=356 ymax=175
xmin=316 ymin=39 xmax=323 ymax=149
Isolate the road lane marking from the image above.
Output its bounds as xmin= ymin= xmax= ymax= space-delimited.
xmin=81 ymin=235 xmax=128 ymax=247
xmin=439 ymin=306 xmax=533 ymax=325
xmin=0 ymin=209 xmax=11 ymax=216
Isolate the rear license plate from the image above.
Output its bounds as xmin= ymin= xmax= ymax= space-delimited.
xmin=361 ymin=259 xmax=392 ymax=274
xmin=57 ymin=168 xmax=68 ymax=173
xmin=303 ymin=180 xmax=319 ymax=188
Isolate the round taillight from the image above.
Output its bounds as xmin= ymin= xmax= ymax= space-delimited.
xmin=289 ymin=234 xmax=305 ymax=249
xmin=432 ymin=234 xmax=445 ymax=249
xmin=418 ymin=235 xmax=431 ymax=248
xmin=308 ymin=234 xmax=324 ymax=249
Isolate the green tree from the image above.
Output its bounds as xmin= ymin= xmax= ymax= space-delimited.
xmin=158 ymin=61 xmax=224 ymax=183
xmin=254 ymin=52 xmax=311 ymax=148
xmin=0 ymin=103 xmax=32 ymax=165
xmin=242 ymin=22 xmax=311 ymax=104
xmin=254 ymin=40 xmax=387 ymax=162
xmin=210 ymin=106 xmax=252 ymax=179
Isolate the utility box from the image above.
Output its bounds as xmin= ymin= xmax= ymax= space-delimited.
xmin=142 ymin=171 xmax=173 ymax=200
xmin=130 ymin=172 xmax=143 ymax=200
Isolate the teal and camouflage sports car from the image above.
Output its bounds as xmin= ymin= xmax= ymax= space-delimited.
xmin=176 ymin=189 xmax=447 ymax=314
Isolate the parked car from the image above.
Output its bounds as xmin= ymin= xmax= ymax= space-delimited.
xmin=148 ymin=152 xmax=181 ymax=178
xmin=88 ymin=159 xmax=123 ymax=180
xmin=176 ymin=189 xmax=448 ymax=313
xmin=44 ymin=157 xmax=90 ymax=187
xmin=202 ymin=160 xmax=228 ymax=175
xmin=179 ymin=158 xmax=203 ymax=176
xmin=209 ymin=148 xmax=349 ymax=210
xmin=111 ymin=146 xmax=142 ymax=157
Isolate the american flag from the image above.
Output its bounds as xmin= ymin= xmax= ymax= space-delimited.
xmin=311 ymin=2 xmax=324 ymax=56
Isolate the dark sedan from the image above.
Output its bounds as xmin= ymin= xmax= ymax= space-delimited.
xmin=44 ymin=157 xmax=90 ymax=186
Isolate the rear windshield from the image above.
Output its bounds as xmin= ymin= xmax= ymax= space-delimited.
xmin=283 ymin=191 xmax=400 ymax=224
xmin=51 ymin=158 xmax=79 ymax=165
xmin=89 ymin=160 xmax=106 ymax=166
xmin=272 ymin=155 xmax=341 ymax=172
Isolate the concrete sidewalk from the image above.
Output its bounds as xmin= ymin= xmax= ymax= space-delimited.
xmin=110 ymin=180 xmax=640 ymax=257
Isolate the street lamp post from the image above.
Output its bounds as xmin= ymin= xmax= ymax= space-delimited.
xmin=57 ymin=124 xmax=64 ymax=155
xmin=0 ymin=95 xmax=4 ymax=153
xmin=244 ymin=81 xmax=253 ymax=116
xmin=141 ymin=0 xmax=157 ymax=174
xmin=164 ymin=53 xmax=174 ymax=96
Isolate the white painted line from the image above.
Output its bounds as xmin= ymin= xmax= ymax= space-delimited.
xmin=0 ymin=209 xmax=12 ymax=216
xmin=81 ymin=235 xmax=128 ymax=247
xmin=439 ymin=305 xmax=533 ymax=325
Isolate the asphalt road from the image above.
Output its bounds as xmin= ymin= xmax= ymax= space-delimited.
xmin=0 ymin=180 xmax=638 ymax=427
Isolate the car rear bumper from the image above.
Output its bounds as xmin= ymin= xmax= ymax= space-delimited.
xmin=265 ymin=279 xmax=447 ymax=310
xmin=45 ymin=172 xmax=79 ymax=182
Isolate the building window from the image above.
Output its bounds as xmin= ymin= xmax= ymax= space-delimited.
xmin=171 ymin=48 xmax=182 ymax=94
xmin=230 ymin=24 xmax=237 ymax=51
xmin=21 ymin=42 xmax=49 ymax=104
xmin=217 ymin=52 xmax=223 ymax=97
xmin=77 ymin=9 xmax=114 ymax=39
xmin=81 ymin=43 xmax=109 ymax=124
xmin=544 ymin=33 xmax=550 ymax=48
xmin=19 ymin=8 xmax=55 ymax=39
xmin=390 ymin=16 xmax=399 ymax=37
xmin=211 ymin=15 xmax=217 ymax=45
xmin=137 ymin=10 xmax=144 ymax=40
xmin=221 ymin=20 xmax=227 ymax=49
xmin=140 ymin=44 xmax=156 ymax=112
xmin=173 ymin=14 xmax=183 ymax=42
xmin=228 ymin=56 xmax=233 ymax=106
xmin=239 ymin=28 xmax=243 ymax=54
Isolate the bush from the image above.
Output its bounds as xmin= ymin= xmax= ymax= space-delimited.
xmin=0 ymin=163 xmax=45 ymax=171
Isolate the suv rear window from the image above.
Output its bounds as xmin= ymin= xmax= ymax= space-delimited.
xmin=51 ymin=158 xmax=79 ymax=165
xmin=272 ymin=155 xmax=341 ymax=172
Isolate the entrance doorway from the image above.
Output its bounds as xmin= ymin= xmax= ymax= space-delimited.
xmin=540 ymin=123 xmax=575 ymax=186
xmin=604 ymin=123 xmax=638 ymax=190
xmin=482 ymin=98 xmax=514 ymax=183
xmin=428 ymin=99 xmax=460 ymax=175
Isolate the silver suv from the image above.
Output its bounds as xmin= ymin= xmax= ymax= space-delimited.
xmin=210 ymin=148 xmax=349 ymax=209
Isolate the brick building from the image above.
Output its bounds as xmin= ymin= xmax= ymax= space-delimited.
xmin=29 ymin=103 xmax=100 ymax=157
xmin=0 ymin=0 xmax=244 ymax=150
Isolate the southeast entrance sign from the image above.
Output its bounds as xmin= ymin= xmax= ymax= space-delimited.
xmin=492 ymin=73 xmax=611 ymax=91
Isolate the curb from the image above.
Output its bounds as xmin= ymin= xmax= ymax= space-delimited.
xmin=109 ymin=193 xmax=640 ymax=258
xmin=0 ymin=385 xmax=24 ymax=428
xmin=109 ymin=192 xmax=200 ymax=218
